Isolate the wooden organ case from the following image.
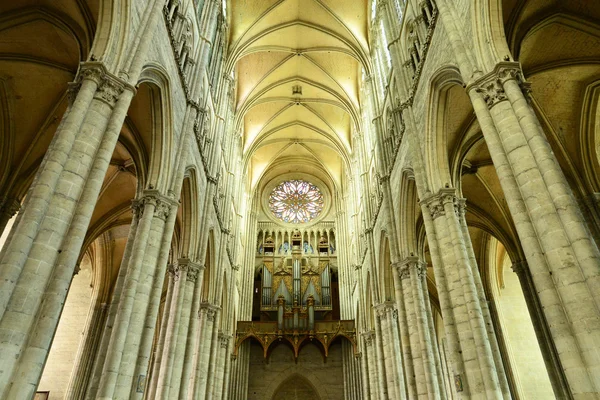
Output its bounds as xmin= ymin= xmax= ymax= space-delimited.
xmin=237 ymin=227 xmax=355 ymax=360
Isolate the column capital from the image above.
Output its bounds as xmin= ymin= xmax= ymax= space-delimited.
xmin=362 ymin=330 xmax=376 ymax=346
xmin=373 ymin=303 xmax=388 ymax=319
xmin=396 ymin=256 xmax=427 ymax=280
xmin=511 ymin=260 xmax=529 ymax=277
xmin=200 ymin=302 xmax=221 ymax=320
xmin=419 ymin=188 xmax=463 ymax=220
xmin=178 ymin=258 xmax=204 ymax=282
xmin=132 ymin=190 xmax=178 ymax=220
xmin=218 ymin=332 xmax=231 ymax=348
xmin=467 ymin=61 xmax=530 ymax=109
xmin=73 ymin=62 xmax=135 ymax=107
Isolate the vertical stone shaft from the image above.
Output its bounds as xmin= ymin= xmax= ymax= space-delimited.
xmin=392 ymin=267 xmax=418 ymax=399
xmin=456 ymin=200 xmax=510 ymax=397
xmin=468 ymin=62 xmax=600 ymax=396
xmin=169 ymin=275 xmax=196 ymax=399
xmin=221 ymin=351 xmax=232 ymax=400
xmin=146 ymin=268 xmax=177 ymax=399
xmin=85 ymin=209 xmax=140 ymax=399
xmin=96 ymin=195 xmax=160 ymax=399
xmin=156 ymin=260 xmax=190 ymax=398
xmin=376 ymin=307 xmax=398 ymax=399
xmin=114 ymin=200 xmax=173 ymax=398
xmin=204 ymin=310 xmax=222 ymax=399
xmin=360 ymin=349 xmax=371 ymax=399
xmin=406 ymin=259 xmax=444 ymax=400
xmin=192 ymin=303 xmax=217 ymax=397
xmin=374 ymin=316 xmax=389 ymax=399
xmin=402 ymin=270 xmax=427 ymax=398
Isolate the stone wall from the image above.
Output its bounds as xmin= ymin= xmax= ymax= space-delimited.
xmin=247 ymin=340 xmax=346 ymax=400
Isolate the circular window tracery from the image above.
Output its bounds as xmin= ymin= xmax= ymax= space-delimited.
xmin=268 ymin=180 xmax=324 ymax=224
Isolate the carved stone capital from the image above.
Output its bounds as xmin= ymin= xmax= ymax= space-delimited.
xmin=363 ymin=330 xmax=375 ymax=346
xmin=133 ymin=190 xmax=178 ymax=221
xmin=200 ymin=302 xmax=220 ymax=320
xmin=468 ymin=62 xmax=529 ymax=109
xmin=218 ymin=332 xmax=231 ymax=348
xmin=511 ymin=260 xmax=528 ymax=277
xmin=176 ymin=258 xmax=202 ymax=282
xmin=76 ymin=62 xmax=133 ymax=108
xmin=397 ymin=256 xmax=427 ymax=280
xmin=420 ymin=188 xmax=461 ymax=220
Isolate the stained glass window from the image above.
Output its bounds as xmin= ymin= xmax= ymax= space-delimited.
xmin=269 ymin=180 xmax=324 ymax=224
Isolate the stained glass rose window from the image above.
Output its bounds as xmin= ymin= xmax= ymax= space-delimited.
xmin=269 ymin=180 xmax=324 ymax=223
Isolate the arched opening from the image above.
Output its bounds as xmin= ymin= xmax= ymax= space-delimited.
xmin=485 ymin=235 xmax=554 ymax=399
xmin=271 ymin=374 xmax=321 ymax=400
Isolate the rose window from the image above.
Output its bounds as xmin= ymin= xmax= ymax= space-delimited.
xmin=269 ymin=180 xmax=324 ymax=224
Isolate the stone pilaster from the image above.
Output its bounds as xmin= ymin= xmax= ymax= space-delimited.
xmin=468 ymin=61 xmax=600 ymax=398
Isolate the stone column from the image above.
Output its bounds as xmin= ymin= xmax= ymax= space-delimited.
xmin=392 ymin=262 xmax=418 ymax=399
xmin=420 ymin=188 xmax=509 ymax=399
xmin=146 ymin=263 xmax=178 ymax=399
xmin=468 ymin=61 xmax=600 ymax=397
xmin=0 ymin=62 xmax=136 ymax=399
xmin=398 ymin=257 xmax=446 ymax=400
xmin=192 ymin=302 xmax=218 ymax=398
xmin=364 ymin=331 xmax=381 ymax=399
xmin=169 ymin=263 xmax=200 ymax=399
xmin=221 ymin=352 xmax=233 ymax=400
xmin=213 ymin=333 xmax=229 ymax=399
xmin=153 ymin=259 xmax=199 ymax=399
xmin=204 ymin=310 xmax=222 ymax=399
xmin=95 ymin=191 xmax=177 ymax=400
xmin=375 ymin=305 xmax=397 ymax=399
xmin=85 ymin=204 xmax=141 ymax=399
xmin=359 ymin=350 xmax=371 ymax=399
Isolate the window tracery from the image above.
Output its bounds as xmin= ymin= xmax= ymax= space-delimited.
xmin=268 ymin=180 xmax=324 ymax=224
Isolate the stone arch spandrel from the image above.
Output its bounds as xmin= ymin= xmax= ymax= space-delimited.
xmin=263 ymin=367 xmax=329 ymax=400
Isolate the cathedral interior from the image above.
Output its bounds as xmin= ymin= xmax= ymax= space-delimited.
xmin=0 ymin=0 xmax=600 ymax=399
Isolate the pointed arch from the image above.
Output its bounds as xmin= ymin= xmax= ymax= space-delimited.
xmin=136 ymin=64 xmax=174 ymax=193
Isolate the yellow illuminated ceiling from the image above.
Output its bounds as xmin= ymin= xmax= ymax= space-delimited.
xmin=228 ymin=0 xmax=370 ymax=190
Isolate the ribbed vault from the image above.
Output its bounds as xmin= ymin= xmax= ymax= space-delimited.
xmin=228 ymin=0 xmax=370 ymax=190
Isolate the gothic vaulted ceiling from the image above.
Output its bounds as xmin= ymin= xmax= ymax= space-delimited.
xmin=228 ymin=0 xmax=370 ymax=190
